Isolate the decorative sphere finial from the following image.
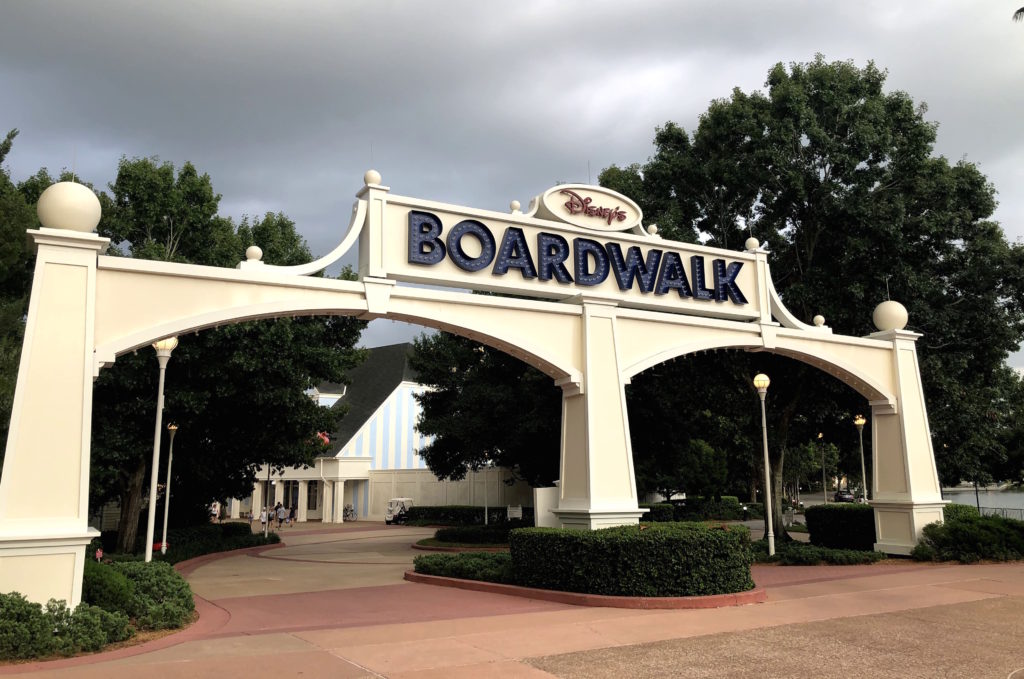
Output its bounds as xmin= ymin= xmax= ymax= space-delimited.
xmin=510 ymin=200 xmax=521 ymax=213
xmin=873 ymin=300 xmax=908 ymax=331
xmin=364 ymin=169 xmax=382 ymax=186
xmin=36 ymin=182 xmax=101 ymax=233
xmin=245 ymin=245 xmax=263 ymax=262
xmin=813 ymin=315 xmax=825 ymax=327
xmin=744 ymin=237 xmax=760 ymax=252
xmin=648 ymin=224 xmax=658 ymax=236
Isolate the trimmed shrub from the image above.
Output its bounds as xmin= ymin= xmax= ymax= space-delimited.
xmin=112 ymin=561 xmax=194 ymax=630
xmin=751 ymin=541 xmax=885 ymax=565
xmin=639 ymin=503 xmax=675 ymax=522
xmin=805 ymin=503 xmax=875 ymax=551
xmin=0 ymin=592 xmax=53 ymax=659
xmin=510 ymin=523 xmax=754 ymax=597
xmin=405 ymin=505 xmax=535 ymax=526
xmin=434 ymin=525 xmax=512 ymax=544
xmin=943 ymin=503 xmax=980 ymax=523
xmin=83 ymin=558 xmax=137 ymax=616
xmin=912 ymin=514 xmax=1024 ymax=563
xmin=413 ymin=552 xmax=515 ymax=583
xmin=672 ymin=497 xmax=747 ymax=521
xmin=219 ymin=522 xmax=254 ymax=539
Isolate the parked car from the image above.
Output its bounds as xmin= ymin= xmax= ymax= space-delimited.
xmin=385 ymin=497 xmax=414 ymax=525
xmin=833 ymin=490 xmax=856 ymax=503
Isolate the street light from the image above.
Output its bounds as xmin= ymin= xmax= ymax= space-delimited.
xmin=819 ymin=432 xmax=827 ymax=504
xmin=753 ymin=373 xmax=774 ymax=556
xmin=854 ymin=414 xmax=868 ymax=503
xmin=160 ymin=424 xmax=178 ymax=555
xmin=145 ymin=336 xmax=178 ymax=562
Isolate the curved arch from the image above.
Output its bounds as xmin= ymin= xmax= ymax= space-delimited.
xmin=94 ymin=292 xmax=582 ymax=387
xmin=622 ymin=336 xmax=895 ymax=406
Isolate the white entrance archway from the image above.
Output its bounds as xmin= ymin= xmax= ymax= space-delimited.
xmin=0 ymin=173 xmax=944 ymax=605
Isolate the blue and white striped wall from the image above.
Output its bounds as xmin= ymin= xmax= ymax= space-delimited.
xmin=336 ymin=381 xmax=434 ymax=472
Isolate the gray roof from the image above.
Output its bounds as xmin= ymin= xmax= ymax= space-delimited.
xmin=325 ymin=343 xmax=417 ymax=454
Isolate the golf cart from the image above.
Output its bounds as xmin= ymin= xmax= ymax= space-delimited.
xmin=385 ymin=497 xmax=414 ymax=525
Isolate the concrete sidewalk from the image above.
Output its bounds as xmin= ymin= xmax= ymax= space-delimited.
xmin=4 ymin=523 xmax=1023 ymax=678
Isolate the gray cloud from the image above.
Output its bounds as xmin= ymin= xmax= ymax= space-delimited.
xmin=2 ymin=1 xmax=1022 ymax=363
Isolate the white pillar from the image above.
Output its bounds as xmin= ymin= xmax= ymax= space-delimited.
xmin=229 ymin=498 xmax=240 ymax=519
xmin=0 ymin=228 xmax=108 ymax=606
xmin=297 ymin=481 xmax=308 ymax=523
xmin=251 ymin=482 xmax=262 ymax=519
xmin=334 ymin=480 xmax=345 ymax=522
xmin=552 ymin=302 xmax=645 ymax=529
xmin=868 ymin=330 xmax=946 ymax=554
xmin=273 ymin=480 xmax=284 ymax=507
xmin=322 ymin=481 xmax=333 ymax=523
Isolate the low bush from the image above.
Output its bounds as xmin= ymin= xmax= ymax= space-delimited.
xmin=639 ymin=503 xmax=675 ymax=522
xmin=159 ymin=523 xmax=278 ymax=564
xmin=0 ymin=592 xmax=54 ymax=659
xmin=82 ymin=558 xmax=137 ymax=616
xmin=671 ymin=497 xmax=750 ymax=521
xmin=112 ymin=561 xmax=194 ymax=630
xmin=0 ymin=594 xmax=134 ymax=660
xmin=912 ymin=514 xmax=1024 ymax=563
xmin=943 ymin=503 xmax=980 ymax=523
xmin=433 ymin=525 xmax=512 ymax=544
xmin=510 ymin=523 xmax=754 ymax=597
xmin=805 ymin=503 xmax=875 ymax=551
xmin=751 ymin=540 xmax=885 ymax=565
xmin=413 ymin=552 xmax=515 ymax=583
xmin=405 ymin=505 xmax=535 ymax=526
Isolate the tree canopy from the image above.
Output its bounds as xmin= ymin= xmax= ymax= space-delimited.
xmin=0 ymin=149 xmax=366 ymax=550
xmin=410 ymin=56 xmax=1024 ymax=538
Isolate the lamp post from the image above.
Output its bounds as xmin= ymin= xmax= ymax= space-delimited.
xmin=265 ymin=465 xmax=272 ymax=538
xmin=753 ymin=373 xmax=774 ymax=556
xmin=145 ymin=337 xmax=178 ymax=562
xmin=819 ymin=432 xmax=827 ymax=504
xmin=160 ymin=424 xmax=178 ymax=555
xmin=854 ymin=414 xmax=868 ymax=503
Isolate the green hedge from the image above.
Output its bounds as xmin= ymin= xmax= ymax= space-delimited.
xmin=805 ymin=503 xmax=875 ymax=551
xmin=639 ymin=503 xmax=675 ymax=522
xmin=413 ymin=552 xmax=515 ymax=583
xmin=0 ymin=594 xmax=132 ymax=660
xmin=82 ymin=558 xmax=137 ymax=616
xmin=912 ymin=514 xmax=1024 ymax=563
xmin=111 ymin=561 xmax=194 ymax=630
xmin=405 ymin=505 xmax=535 ymax=526
xmin=433 ymin=525 xmax=513 ymax=544
xmin=943 ymin=503 xmax=980 ymax=522
xmin=509 ymin=523 xmax=754 ymax=597
xmin=751 ymin=540 xmax=886 ymax=565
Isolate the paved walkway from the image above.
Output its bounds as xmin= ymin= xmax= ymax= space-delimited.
xmin=3 ymin=522 xmax=1023 ymax=678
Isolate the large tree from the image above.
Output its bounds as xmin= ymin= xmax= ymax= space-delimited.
xmin=601 ymin=56 xmax=1024 ymax=538
xmin=79 ymin=157 xmax=366 ymax=550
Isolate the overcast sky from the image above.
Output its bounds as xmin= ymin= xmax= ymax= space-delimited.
xmin=2 ymin=1 xmax=1022 ymax=364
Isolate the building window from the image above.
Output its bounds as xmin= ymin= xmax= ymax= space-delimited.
xmin=307 ymin=481 xmax=318 ymax=510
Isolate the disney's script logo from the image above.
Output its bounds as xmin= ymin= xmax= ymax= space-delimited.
xmin=561 ymin=189 xmax=627 ymax=226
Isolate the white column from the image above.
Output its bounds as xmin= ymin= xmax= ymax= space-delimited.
xmin=552 ymin=302 xmax=645 ymax=529
xmin=321 ymin=481 xmax=333 ymax=523
xmin=868 ymin=331 xmax=946 ymax=554
xmin=273 ymin=480 xmax=284 ymax=507
xmin=334 ymin=480 xmax=345 ymax=522
xmin=0 ymin=228 xmax=109 ymax=606
xmin=297 ymin=481 xmax=308 ymax=523
xmin=229 ymin=498 xmax=240 ymax=519
xmin=251 ymin=482 xmax=262 ymax=519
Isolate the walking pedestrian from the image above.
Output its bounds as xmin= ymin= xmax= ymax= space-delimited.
xmin=259 ymin=507 xmax=267 ymax=532
xmin=276 ymin=502 xmax=286 ymax=528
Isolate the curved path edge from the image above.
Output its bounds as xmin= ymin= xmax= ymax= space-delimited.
xmin=404 ymin=571 xmax=767 ymax=609
xmin=0 ymin=543 xmax=287 ymax=674
xmin=411 ymin=542 xmax=509 ymax=553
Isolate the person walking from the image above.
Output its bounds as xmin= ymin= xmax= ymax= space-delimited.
xmin=259 ymin=507 xmax=267 ymax=532
xmin=276 ymin=502 xmax=286 ymax=529
xmin=289 ymin=505 xmax=296 ymax=527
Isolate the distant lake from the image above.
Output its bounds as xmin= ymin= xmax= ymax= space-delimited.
xmin=943 ymin=488 xmax=1024 ymax=515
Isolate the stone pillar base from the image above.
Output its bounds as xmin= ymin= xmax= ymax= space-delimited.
xmin=0 ymin=529 xmax=99 ymax=606
xmin=550 ymin=508 xmax=647 ymax=530
xmin=871 ymin=500 xmax=946 ymax=555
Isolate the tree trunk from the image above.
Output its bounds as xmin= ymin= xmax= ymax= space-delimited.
xmin=116 ymin=457 xmax=146 ymax=553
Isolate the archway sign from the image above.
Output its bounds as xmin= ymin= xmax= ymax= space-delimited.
xmin=1 ymin=171 xmax=945 ymax=605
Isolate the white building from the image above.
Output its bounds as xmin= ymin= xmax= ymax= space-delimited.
xmin=241 ymin=343 xmax=532 ymax=523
